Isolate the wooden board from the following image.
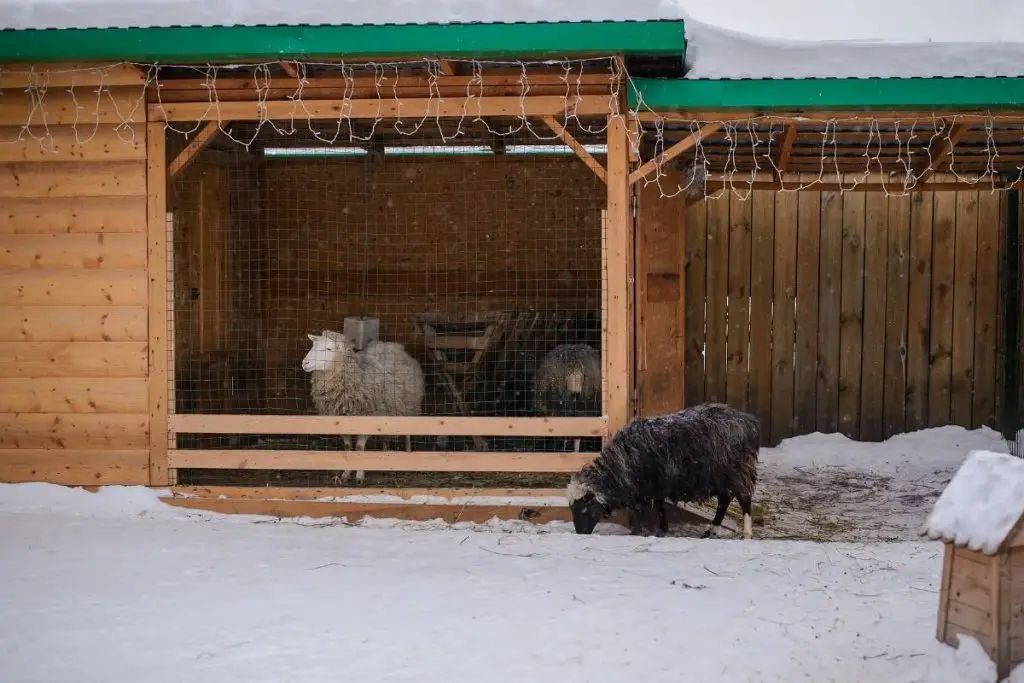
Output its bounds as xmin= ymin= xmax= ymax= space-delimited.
xmin=635 ymin=171 xmax=685 ymax=416
xmin=0 ymin=449 xmax=150 ymax=485
xmin=0 ymin=196 xmax=147 ymax=234
xmin=929 ymin=190 xmax=957 ymax=427
xmin=0 ymin=305 xmax=147 ymax=342
xmin=0 ymin=413 xmax=149 ymax=449
xmin=905 ymin=191 xmax=934 ymax=432
xmin=794 ymin=176 xmax=821 ymax=433
xmin=170 ymin=414 xmax=607 ymax=437
xmin=725 ymin=192 xmax=751 ymax=410
xmin=748 ymin=190 xmax=775 ymax=442
xmin=169 ymin=449 xmax=596 ymax=473
xmin=704 ymin=195 xmax=729 ymax=403
xmin=683 ymin=199 xmax=707 ymax=406
xmin=859 ymin=192 xmax=888 ymax=441
xmin=0 ymin=125 xmax=146 ymax=163
xmin=0 ymin=161 xmax=147 ymax=198
xmin=0 ymin=269 xmax=147 ymax=305
xmin=0 ymin=88 xmax=147 ymax=126
xmin=0 ymin=378 xmax=148 ymax=413
xmin=604 ymin=114 xmax=632 ymax=432
xmin=838 ymin=189 xmax=866 ymax=437
xmin=951 ymin=192 xmax=979 ymax=428
xmin=816 ymin=181 xmax=843 ymax=433
xmin=883 ymin=195 xmax=911 ymax=438
xmin=147 ymin=121 xmax=169 ymax=487
xmin=0 ymin=63 xmax=148 ymax=89
xmin=0 ymin=341 xmax=148 ymax=378
xmin=973 ymin=191 xmax=1000 ymax=428
xmin=771 ymin=190 xmax=798 ymax=443
xmin=0 ymin=233 xmax=147 ymax=269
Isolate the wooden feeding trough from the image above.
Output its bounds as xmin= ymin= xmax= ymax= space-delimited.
xmin=921 ymin=450 xmax=1024 ymax=678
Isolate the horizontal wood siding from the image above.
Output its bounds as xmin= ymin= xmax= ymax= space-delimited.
xmin=0 ymin=65 xmax=150 ymax=485
xmin=683 ymin=174 xmax=1007 ymax=445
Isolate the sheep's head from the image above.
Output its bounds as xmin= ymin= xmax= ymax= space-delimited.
xmin=301 ymin=330 xmax=352 ymax=373
xmin=567 ymin=475 xmax=607 ymax=535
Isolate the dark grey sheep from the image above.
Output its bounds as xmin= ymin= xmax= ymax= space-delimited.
xmin=566 ymin=403 xmax=760 ymax=539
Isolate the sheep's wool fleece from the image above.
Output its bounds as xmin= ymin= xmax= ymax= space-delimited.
xmin=311 ymin=340 xmax=424 ymax=417
xmin=574 ymin=403 xmax=760 ymax=510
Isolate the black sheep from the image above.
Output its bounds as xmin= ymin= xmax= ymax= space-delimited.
xmin=567 ymin=403 xmax=760 ymax=538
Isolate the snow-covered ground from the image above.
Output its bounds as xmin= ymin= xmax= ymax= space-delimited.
xmin=751 ymin=425 xmax=1012 ymax=542
xmin=0 ymin=425 xmax=1021 ymax=682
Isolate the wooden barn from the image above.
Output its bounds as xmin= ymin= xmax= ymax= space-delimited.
xmin=0 ymin=4 xmax=1022 ymax=522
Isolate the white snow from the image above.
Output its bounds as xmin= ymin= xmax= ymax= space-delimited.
xmin=3 ymin=425 xmax=1024 ymax=681
xmin=3 ymin=0 xmax=1024 ymax=79
xmin=1 ymin=479 xmax=1023 ymax=683
xmin=921 ymin=450 xmax=1024 ymax=555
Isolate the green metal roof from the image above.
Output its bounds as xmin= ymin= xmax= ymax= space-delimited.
xmin=0 ymin=20 xmax=686 ymax=63
xmin=629 ymin=77 xmax=1024 ymax=112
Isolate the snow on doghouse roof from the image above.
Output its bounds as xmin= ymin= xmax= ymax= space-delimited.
xmin=921 ymin=450 xmax=1024 ymax=556
xmin=3 ymin=0 xmax=1024 ymax=79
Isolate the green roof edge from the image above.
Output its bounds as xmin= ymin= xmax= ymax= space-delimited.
xmin=0 ymin=20 xmax=686 ymax=63
xmin=629 ymin=77 xmax=1024 ymax=112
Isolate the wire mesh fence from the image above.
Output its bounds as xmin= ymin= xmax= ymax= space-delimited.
xmin=166 ymin=119 xmax=607 ymax=461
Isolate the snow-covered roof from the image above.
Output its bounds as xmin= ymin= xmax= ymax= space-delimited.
xmin=2 ymin=0 xmax=1024 ymax=80
xmin=921 ymin=450 xmax=1024 ymax=555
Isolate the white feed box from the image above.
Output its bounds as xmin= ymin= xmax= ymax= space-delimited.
xmin=343 ymin=316 xmax=380 ymax=351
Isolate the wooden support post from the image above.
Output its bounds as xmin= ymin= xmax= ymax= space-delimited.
xmin=146 ymin=121 xmax=170 ymax=486
xmin=636 ymin=166 xmax=687 ymax=417
xmin=167 ymin=121 xmax=224 ymax=180
xmin=777 ymin=122 xmax=798 ymax=173
xmin=629 ymin=122 xmax=723 ymax=186
xmin=606 ymin=113 xmax=633 ymax=434
xmin=540 ymin=115 xmax=607 ymax=183
xmin=280 ymin=61 xmax=300 ymax=78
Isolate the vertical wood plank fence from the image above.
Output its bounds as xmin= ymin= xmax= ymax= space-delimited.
xmin=684 ymin=176 xmax=1010 ymax=446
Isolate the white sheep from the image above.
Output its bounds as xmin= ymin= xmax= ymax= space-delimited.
xmin=301 ymin=330 xmax=425 ymax=482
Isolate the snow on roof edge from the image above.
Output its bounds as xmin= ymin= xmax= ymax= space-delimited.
xmin=920 ymin=450 xmax=1024 ymax=556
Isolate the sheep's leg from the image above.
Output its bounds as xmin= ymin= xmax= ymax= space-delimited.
xmin=405 ymin=434 xmax=412 ymax=452
xmin=339 ymin=435 xmax=354 ymax=482
xmin=627 ymin=502 xmax=648 ymax=536
xmin=353 ymin=434 xmax=368 ymax=483
xmin=737 ymin=493 xmax=754 ymax=540
xmin=702 ymin=492 xmax=732 ymax=539
xmin=572 ymin=437 xmax=581 ymax=453
xmin=655 ymin=499 xmax=668 ymax=537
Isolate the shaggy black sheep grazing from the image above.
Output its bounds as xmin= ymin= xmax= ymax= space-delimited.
xmin=567 ymin=403 xmax=760 ymax=538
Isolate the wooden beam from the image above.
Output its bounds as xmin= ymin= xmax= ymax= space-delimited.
xmin=915 ymin=121 xmax=970 ymax=184
xmin=437 ymin=59 xmax=458 ymax=76
xmin=167 ymin=122 xmax=224 ymax=180
xmin=170 ymin=485 xmax=568 ymax=501
xmin=168 ymin=449 xmax=597 ymax=472
xmin=168 ymin=414 xmax=608 ymax=437
xmin=629 ymin=122 xmax=723 ymax=186
xmin=777 ymin=122 xmax=798 ymax=173
xmin=148 ymin=95 xmax=613 ymax=122
xmin=540 ymin=115 xmax=607 ymax=183
xmin=151 ymin=73 xmax=616 ymax=92
xmin=146 ymin=121 xmax=170 ymax=486
xmin=279 ymin=61 xmax=300 ymax=79
xmin=605 ymin=113 xmax=633 ymax=433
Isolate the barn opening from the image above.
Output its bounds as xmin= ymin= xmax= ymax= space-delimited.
xmin=159 ymin=61 xmax=622 ymax=488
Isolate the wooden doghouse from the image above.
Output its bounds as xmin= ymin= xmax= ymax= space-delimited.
xmin=921 ymin=449 xmax=1024 ymax=678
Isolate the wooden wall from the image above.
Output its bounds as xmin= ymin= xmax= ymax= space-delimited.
xmin=0 ymin=64 xmax=151 ymax=484
xmin=683 ymin=175 xmax=1009 ymax=446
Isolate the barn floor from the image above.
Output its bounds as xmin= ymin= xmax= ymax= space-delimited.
xmin=1 ymin=472 xmax=1022 ymax=683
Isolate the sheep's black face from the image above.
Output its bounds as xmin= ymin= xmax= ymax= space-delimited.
xmin=570 ymin=492 xmax=607 ymax=534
